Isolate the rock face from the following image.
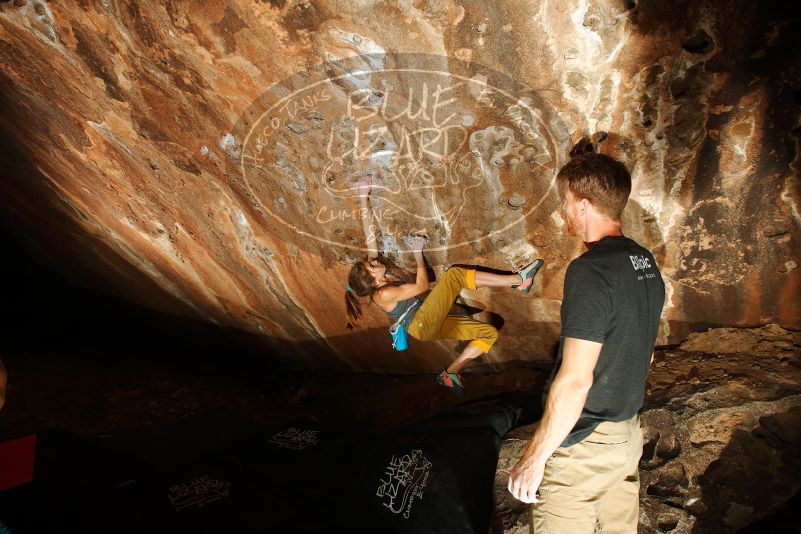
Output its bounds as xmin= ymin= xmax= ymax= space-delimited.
xmin=494 ymin=324 xmax=801 ymax=533
xmin=0 ymin=2 xmax=800 ymax=370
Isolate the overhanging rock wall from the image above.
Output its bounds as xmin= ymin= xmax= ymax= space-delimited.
xmin=0 ymin=1 xmax=799 ymax=371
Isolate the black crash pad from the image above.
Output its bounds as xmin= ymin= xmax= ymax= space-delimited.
xmin=0 ymin=395 xmax=541 ymax=534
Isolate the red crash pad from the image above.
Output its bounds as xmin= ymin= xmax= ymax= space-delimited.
xmin=0 ymin=434 xmax=37 ymax=491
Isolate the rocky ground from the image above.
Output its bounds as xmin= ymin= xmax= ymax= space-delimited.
xmin=494 ymin=324 xmax=801 ymax=534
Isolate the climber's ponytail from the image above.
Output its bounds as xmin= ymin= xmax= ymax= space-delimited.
xmin=345 ymin=289 xmax=362 ymax=330
xmin=345 ymin=258 xmax=383 ymax=329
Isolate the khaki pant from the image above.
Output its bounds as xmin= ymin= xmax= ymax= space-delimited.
xmin=531 ymin=414 xmax=643 ymax=534
xmin=406 ymin=267 xmax=499 ymax=353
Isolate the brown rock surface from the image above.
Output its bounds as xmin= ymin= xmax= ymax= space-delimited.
xmin=494 ymin=324 xmax=801 ymax=533
xmin=0 ymin=2 xmax=800 ymax=371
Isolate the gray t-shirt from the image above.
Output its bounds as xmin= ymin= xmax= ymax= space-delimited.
xmin=543 ymin=235 xmax=665 ymax=447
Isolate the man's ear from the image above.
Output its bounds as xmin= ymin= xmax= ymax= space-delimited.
xmin=582 ymin=197 xmax=602 ymax=217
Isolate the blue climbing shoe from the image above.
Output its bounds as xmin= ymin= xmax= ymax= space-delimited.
xmin=512 ymin=259 xmax=544 ymax=294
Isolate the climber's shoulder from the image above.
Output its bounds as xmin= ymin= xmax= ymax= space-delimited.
xmin=373 ymin=284 xmax=397 ymax=310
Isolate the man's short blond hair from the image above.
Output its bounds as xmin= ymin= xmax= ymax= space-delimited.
xmin=556 ymin=153 xmax=631 ymax=221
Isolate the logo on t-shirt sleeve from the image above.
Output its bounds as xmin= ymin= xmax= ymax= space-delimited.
xmin=629 ymin=255 xmax=651 ymax=270
xmin=630 ymin=254 xmax=657 ymax=279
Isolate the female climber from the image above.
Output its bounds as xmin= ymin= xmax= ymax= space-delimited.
xmin=344 ymin=172 xmax=544 ymax=395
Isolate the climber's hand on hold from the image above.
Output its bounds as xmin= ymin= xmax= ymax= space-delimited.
xmin=405 ymin=234 xmax=430 ymax=289
xmin=406 ymin=234 xmax=427 ymax=253
xmin=357 ymin=173 xmax=373 ymax=200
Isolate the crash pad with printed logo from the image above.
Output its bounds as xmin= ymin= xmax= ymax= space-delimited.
xmin=0 ymin=395 xmax=541 ymax=533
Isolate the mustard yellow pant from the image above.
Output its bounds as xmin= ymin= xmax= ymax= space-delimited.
xmin=406 ymin=267 xmax=499 ymax=353
xmin=530 ymin=414 xmax=643 ymax=534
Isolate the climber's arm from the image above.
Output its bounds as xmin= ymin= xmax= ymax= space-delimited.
xmin=375 ymin=247 xmax=429 ymax=304
xmin=358 ymin=173 xmax=378 ymax=260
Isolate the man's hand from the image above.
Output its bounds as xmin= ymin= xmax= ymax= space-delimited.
xmin=508 ymin=455 xmax=545 ymax=503
xmin=507 ymin=338 xmax=601 ymax=504
xmin=357 ymin=173 xmax=373 ymax=199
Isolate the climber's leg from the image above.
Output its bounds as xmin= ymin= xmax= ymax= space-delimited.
xmin=473 ymin=259 xmax=544 ymax=292
xmin=447 ymin=344 xmax=485 ymax=375
xmin=407 ymin=267 xmax=477 ymax=341
xmin=436 ymin=315 xmax=499 ymax=374
xmin=474 ymin=270 xmax=522 ymax=288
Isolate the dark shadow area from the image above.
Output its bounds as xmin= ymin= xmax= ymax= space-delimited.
xmin=0 ymin=221 xmax=290 ymax=373
xmin=741 ymin=491 xmax=801 ymax=534
xmin=691 ymin=407 xmax=801 ymax=533
xmin=0 ymin=400 xmax=544 ymax=533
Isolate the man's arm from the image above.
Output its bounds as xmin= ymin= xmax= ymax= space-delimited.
xmin=507 ymin=337 xmax=602 ymax=503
